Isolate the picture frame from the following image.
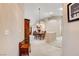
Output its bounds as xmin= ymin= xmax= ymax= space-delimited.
xmin=67 ymin=3 xmax=79 ymax=22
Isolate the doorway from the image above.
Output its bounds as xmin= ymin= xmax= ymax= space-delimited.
xmin=24 ymin=3 xmax=63 ymax=56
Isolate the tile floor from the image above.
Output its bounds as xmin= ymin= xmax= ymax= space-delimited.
xmin=29 ymin=35 xmax=62 ymax=56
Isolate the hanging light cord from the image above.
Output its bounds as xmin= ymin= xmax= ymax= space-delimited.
xmin=38 ymin=8 xmax=40 ymax=23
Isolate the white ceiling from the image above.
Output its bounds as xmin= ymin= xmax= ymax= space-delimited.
xmin=24 ymin=3 xmax=63 ymax=26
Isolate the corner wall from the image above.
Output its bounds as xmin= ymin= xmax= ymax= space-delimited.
xmin=0 ymin=4 xmax=24 ymax=56
xmin=63 ymin=3 xmax=79 ymax=56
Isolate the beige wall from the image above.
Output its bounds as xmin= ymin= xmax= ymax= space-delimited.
xmin=0 ymin=4 xmax=24 ymax=56
xmin=45 ymin=19 xmax=62 ymax=37
xmin=63 ymin=3 xmax=79 ymax=56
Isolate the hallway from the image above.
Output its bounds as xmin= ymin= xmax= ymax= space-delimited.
xmin=0 ymin=3 xmax=79 ymax=56
xmin=29 ymin=36 xmax=62 ymax=56
xmin=0 ymin=3 xmax=63 ymax=56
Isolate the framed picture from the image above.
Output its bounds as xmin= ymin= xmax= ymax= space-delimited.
xmin=67 ymin=3 xmax=79 ymax=22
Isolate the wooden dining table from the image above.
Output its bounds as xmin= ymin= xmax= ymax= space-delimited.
xmin=33 ymin=31 xmax=46 ymax=40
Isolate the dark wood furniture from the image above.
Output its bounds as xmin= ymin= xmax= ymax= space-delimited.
xmin=19 ymin=19 xmax=30 ymax=56
xmin=33 ymin=31 xmax=46 ymax=40
xmin=19 ymin=41 xmax=29 ymax=56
